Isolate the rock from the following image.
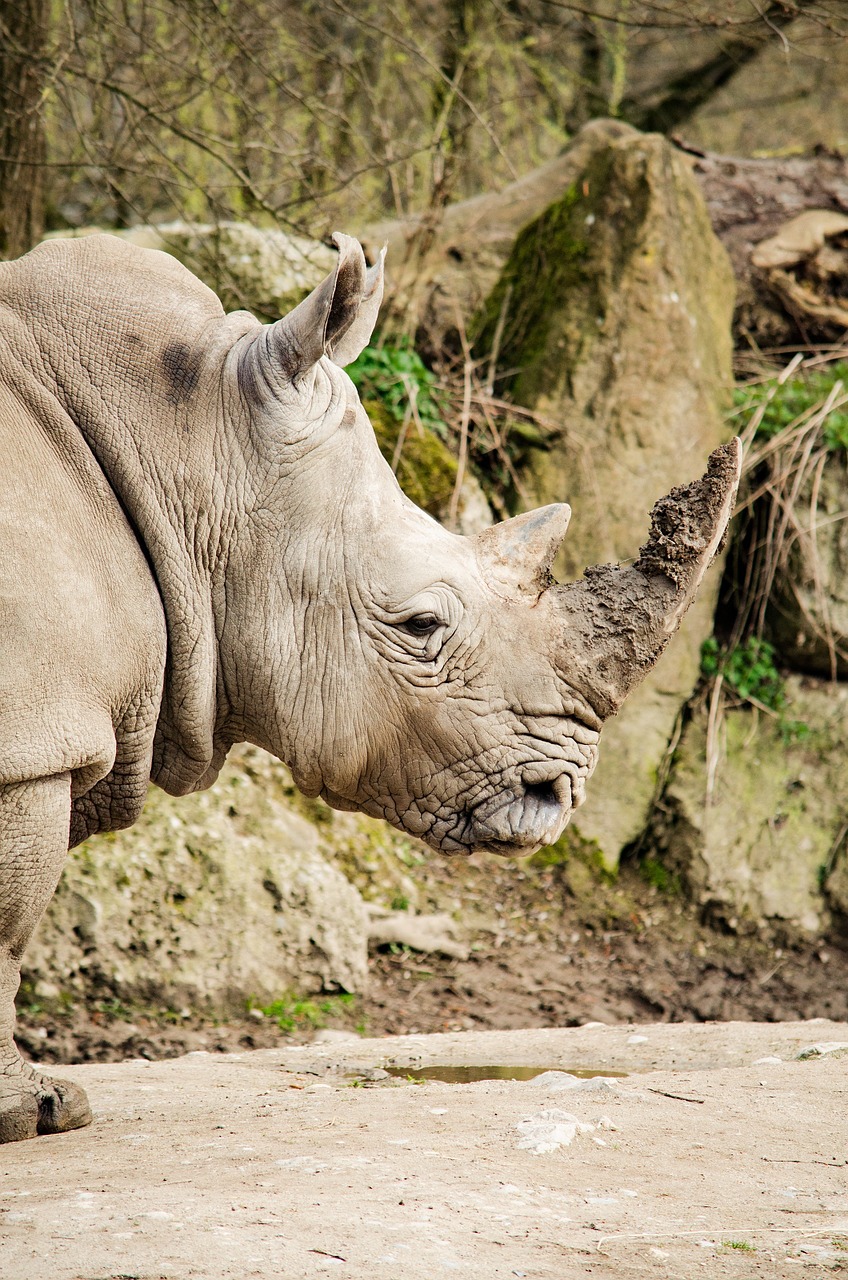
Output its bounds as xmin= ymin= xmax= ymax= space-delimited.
xmin=764 ymin=449 xmax=848 ymax=679
xmin=367 ymin=908 xmax=469 ymax=961
xmin=645 ymin=676 xmax=848 ymax=934
xmin=359 ymin=119 xmax=637 ymax=352
xmin=47 ymin=221 xmax=335 ymax=320
xmin=473 ymin=128 xmax=735 ymax=866
xmin=795 ymin=1042 xmax=848 ymax=1060
xmin=26 ymin=746 xmax=369 ymax=1012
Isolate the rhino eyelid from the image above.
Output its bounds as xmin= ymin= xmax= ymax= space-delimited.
xmin=397 ymin=614 xmax=442 ymax=637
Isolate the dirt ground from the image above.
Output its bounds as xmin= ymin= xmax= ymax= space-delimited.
xmin=4 ymin=1022 xmax=848 ymax=1280
xmin=16 ymin=863 xmax=848 ymax=1067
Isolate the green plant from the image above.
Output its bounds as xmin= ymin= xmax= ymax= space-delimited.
xmin=722 ymin=1240 xmax=755 ymax=1253
xmin=347 ymin=344 xmax=448 ymax=438
xmin=640 ymin=857 xmax=681 ymax=895
xmin=249 ymin=992 xmax=355 ymax=1034
xmin=390 ymin=894 xmax=410 ymax=912
xmin=700 ymin=636 xmax=785 ymax=712
xmin=733 ymin=361 xmax=848 ymax=450
xmin=96 ymin=997 xmax=136 ymax=1022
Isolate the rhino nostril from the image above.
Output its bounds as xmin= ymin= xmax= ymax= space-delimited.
xmin=522 ymin=779 xmax=559 ymax=809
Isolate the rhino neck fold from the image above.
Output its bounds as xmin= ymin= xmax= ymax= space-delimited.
xmin=71 ymin=381 xmax=238 ymax=797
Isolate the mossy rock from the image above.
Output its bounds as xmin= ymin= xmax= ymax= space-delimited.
xmin=365 ymin=397 xmax=458 ymax=516
xmin=26 ymin=747 xmax=369 ymax=1013
xmin=644 ymin=676 xmax=848 ymax=934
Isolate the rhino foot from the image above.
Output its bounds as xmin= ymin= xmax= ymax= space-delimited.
xmin=0 ymin=1060 xmax=92 ymax=1143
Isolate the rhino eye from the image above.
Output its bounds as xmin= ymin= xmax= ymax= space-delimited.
xmin=399 ymin=613 xmax=441 ymax=638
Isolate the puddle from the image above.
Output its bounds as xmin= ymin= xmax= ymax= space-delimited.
xmin=384 ymin=1064 xmax=628 ymax=1084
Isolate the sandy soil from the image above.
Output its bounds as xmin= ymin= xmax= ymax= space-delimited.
xmin=3 ymin=1022 xmax=847 ymax=1280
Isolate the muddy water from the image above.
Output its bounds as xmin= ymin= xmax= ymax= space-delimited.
xmin=384 ymin=1063 xmax=628 ymax=1083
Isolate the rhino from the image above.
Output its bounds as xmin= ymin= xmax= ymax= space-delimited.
xmin=0 ymin=231 xmax=740 ymax=1143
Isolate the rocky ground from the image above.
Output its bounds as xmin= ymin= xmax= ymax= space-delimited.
xmin=16 ymin=862 xmax=848 ymax=1066
xmin=4 ymin=1022 xmax=848 ymax=1280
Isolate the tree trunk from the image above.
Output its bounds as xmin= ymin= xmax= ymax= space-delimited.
xmin=0 ymin=0 xmax=49 ymax=260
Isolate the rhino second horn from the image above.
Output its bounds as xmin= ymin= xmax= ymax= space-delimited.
xmin=267 ymin=232 xmax=367 ymax=386
xmin=551 ymin=438 xmax=742 ymax=719
xmin=475 ymin=503 xmax=572 ymax=600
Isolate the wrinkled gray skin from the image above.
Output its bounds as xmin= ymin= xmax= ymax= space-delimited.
xmin=0 ymin=232 xmax=741 ymax=1142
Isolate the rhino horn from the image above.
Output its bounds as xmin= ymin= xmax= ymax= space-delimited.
xmin=475 ymin=503 xmax=571 ymax=600
xmin=266 ymin=233 xmax=381 ymax=386
xmin=550 ymin=438 xmax=742 ymax=719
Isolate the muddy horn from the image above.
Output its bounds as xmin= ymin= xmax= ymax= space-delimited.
xmin=551 ymin=439 xmax=742 ymax=719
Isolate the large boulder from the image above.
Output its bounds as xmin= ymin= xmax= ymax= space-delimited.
xmin=472 ymin=128 xmax=735 ymax=866
xmin=643 ymin=677 xmax=848 ymax=936
xmin=25 ymin=747 xmax=370 ymax=1013
xmin=359 ymin=119 xmax=637 ymax=351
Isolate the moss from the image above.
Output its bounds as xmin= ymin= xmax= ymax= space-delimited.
xmin=640 ymin=857 xmax=682 ymax=896
xmin=471 ymin=146 xmax=650 ymax=414
xmin=528 ymin=824 xmax=614 ymax=884
xmin=364 ymin=397 xmax=458 ymax=516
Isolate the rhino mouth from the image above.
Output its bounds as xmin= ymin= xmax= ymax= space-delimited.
xmin=462 ymin=775 xmax=572 ymax=855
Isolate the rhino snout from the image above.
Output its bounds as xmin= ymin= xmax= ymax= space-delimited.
xmin=466 ymin=770 xmax=572 ymax=855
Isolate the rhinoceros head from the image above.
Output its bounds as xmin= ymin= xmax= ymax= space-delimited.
xmin=222 ymin=234 xmax=740 ymax=856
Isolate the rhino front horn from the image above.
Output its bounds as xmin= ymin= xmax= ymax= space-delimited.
xmin=474 ymin=503 xmax=571 ymax=600
xmin=551 ymin=438 xmax=742 ymax=719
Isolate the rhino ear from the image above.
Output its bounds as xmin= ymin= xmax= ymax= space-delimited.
xmin=474 ymin=504 xmax=572 ymax=600
xmin=265 ymin=232 xmax=369 ymax=386
xmin=328 ymin=244 xmax=386 ymax=367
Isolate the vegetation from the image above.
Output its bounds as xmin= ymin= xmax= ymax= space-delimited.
xmin=640 ymin=856 xmax=681 ymax=896
xmin=733 ymin=361 xmax=848 ymax=451
xmin=2 ymin=1 xmax=843 ymax=256
xmin=248 ymin=992 xmax=356 ymax=1034
xmin=348 ymin=344 xmax=449 ymax=439
xmin=700 ymin=636 xmax=785 ymax=712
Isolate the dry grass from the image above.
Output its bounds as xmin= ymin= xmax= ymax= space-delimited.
xmin=728 ymin=349 xmax=848 ymax=677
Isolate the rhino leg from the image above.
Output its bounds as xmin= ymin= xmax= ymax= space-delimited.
xmin=0 ymin=774 xmax=92 ymax=1143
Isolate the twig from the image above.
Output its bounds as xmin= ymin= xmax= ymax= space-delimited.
xmin=484 ymin=284 xmax=512 ymax=397
xmin=762 ymin=1157 xmax=847 ymax=1167
xmin=646 ymin=1087 xmax=705 ymax=1104
xmin=448 ymin=302 xmax=473 ymax=531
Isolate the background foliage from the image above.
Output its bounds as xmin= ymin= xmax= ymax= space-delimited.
xmin=2 ymin=1 xmax=846 ymax=256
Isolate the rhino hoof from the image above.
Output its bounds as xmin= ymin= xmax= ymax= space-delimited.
xmin=0 ymin=1074 xmax=92 ymax=1143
